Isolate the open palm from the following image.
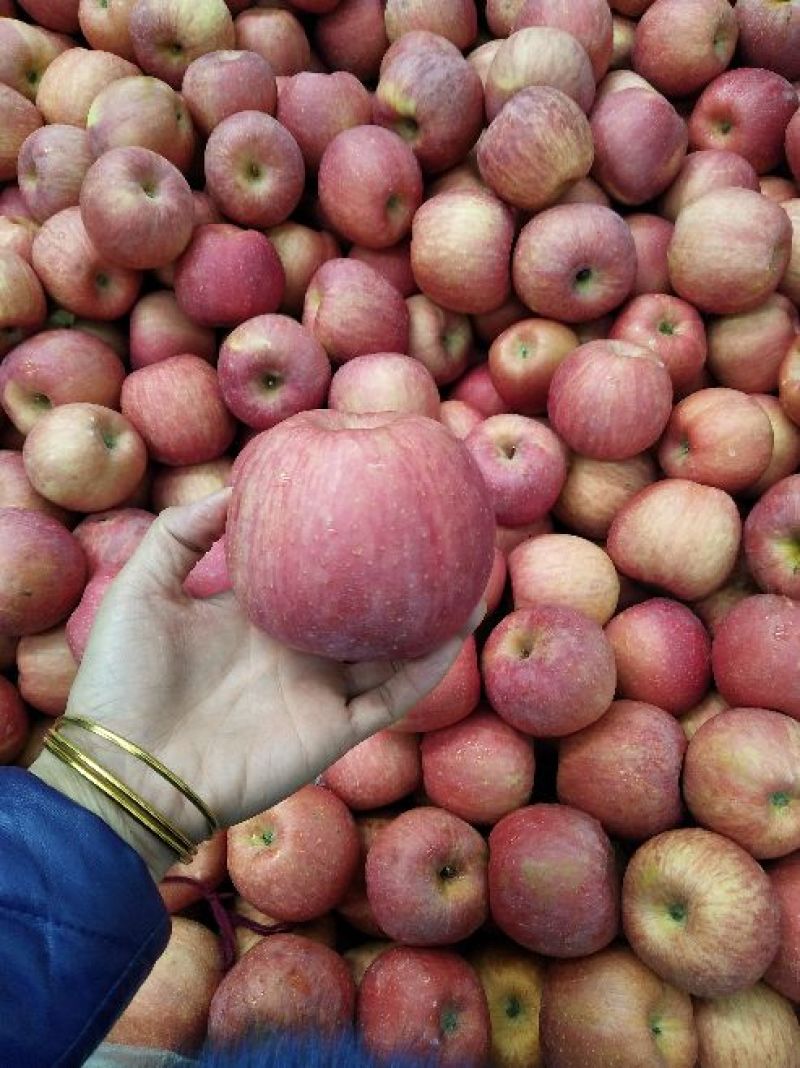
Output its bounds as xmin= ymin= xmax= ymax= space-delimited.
xmin=65 ymin=490 xmax=478 ymax=845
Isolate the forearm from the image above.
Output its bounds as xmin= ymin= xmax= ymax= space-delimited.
xmin=0 ymin=767 xmax=170 ymax=1068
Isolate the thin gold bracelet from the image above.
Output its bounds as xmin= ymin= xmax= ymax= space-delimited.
xmin=58 ymin=716 xmax=219 ymax=836
xmin=43 ymin=729 xmax=199 ymax=864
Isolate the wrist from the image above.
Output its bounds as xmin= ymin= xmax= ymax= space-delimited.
xmin=30 ymin=747 xmax=189 ymax=883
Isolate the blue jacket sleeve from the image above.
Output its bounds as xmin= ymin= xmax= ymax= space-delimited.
xmin=0 ymin=767 xmax=171 ymax=1068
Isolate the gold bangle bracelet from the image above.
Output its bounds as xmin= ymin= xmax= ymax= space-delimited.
xmin=57 ymin=716 xmax=219 ymax=836
xmin=43 ymin=729 xmax=198 ymax=864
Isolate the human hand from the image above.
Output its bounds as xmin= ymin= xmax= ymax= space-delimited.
xmin=31 ymin=490 xmax=483 ymax=879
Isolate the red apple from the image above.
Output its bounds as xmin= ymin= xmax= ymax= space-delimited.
xmin=541 ymin=946 xmax=698 ymax=1068
xmin=208 ymin=934 xmax=354 ymax=1043
xmin=482 ymin=605 xmax=616 ymax=737
xmin=736 ymin=0 xmax=800 ymax=81
xmin=489 ymin=803 xmax=620 ymax=956
xmin=79 ymin=146 xmax=194 ymax=271
xmin=322 ymin=730 xmax=421 ymax=811
xmin=554 ymin=452 xmax=657 ymax=541
xmin=358 ymin=947 xmax=490 ymax=1067
xmin=0 ymin=250 xmax=46 ymax=357
xmin=0 ymin=186 xmax=32 ymax=219
xmin=421 ymin=708 xmax=535 ymax=826
xmin=365 ymin=806 xmax=488 ymax=945
xmin=204 ymin=110 xmax=304 ymax=230
xmin=229 ymin=410 xmax=494 ymax=659
xmin=498 ymin=515 xmax=561 ymax=553
xmin=34 ymin=47 xmax=139 ymax=127
xmin=707 ymin=293 xmax=798 ymax=394
xmin=548 ymin=340 xmax=673 ymax=461
xmin=450 ymin=364 xmax=508 ymax=419
xmin=129 ymin=0 xmax=234 ymax=88
xmin=627 ymin=212 xmax=674 ymax=295
xmin=513 ymin=0 xmax=613 ymax=81
xmin=745 ymin=476 xmax=800 ymax=606
xmin=660 ymin=149 xmax=760 ymax=223
xmin=465 ymin=414 xmax=566 ymax=527
xmin=633 ymin=0 xmax=738 ymax=97
xmin=467 ymin=40 xmax=502 ymax=87
xmin=622 ymin=827 xmax=781 ymax=996
xmin=17 ymin=124 xmax=93 ymax=223
xmin=439 ymin=399 xmax=484 ymax=440
xmin=32 ymin=207 xmax=141 ymax=320
xmin=16 ymin=624 xmax=76 ymax=717
xmin=606 ymin=598 xmax=711 ymax=715
xmin=393 ymin=636 xmax=481 ymax=733
xmin=0 ymin=450 xmax=65 ymax=523
xmin=228 ymin=785 xmax=359 ymax=921
xmin=608 ymin=479 xmax=741 ymax=600
xmin=747 ymin=396 xmax=800 ymax=497
xmin=684 ymin=707 xmax=800 ymax=860
xmin=0 ymin=676 xmax=28 ymax=764
xmin=513 ymin=204 xmax=636 ymax=323
xmin=477 ymin=86 xmax=593 ymax=212
xmin=559 ymin=699 xmax=687 ymax=840
xmin=303 ymin=258 xmax=409 ymax=363
xmin=86 ymin=75 xmax=196 ymax=173
xmin=66 ymin=567 xmax=117 ymax=661
xmin=488 ymin=318 xmax=578 ymax=416
xmin=328 ymin=353 xmax=439 ymax=419
xmin=129 ymin=290 xmax=216 ymax=370
xmin=17 ymin=0 xmax=79 ymax=33
xmin=314 ymin=0 xmax=389 ymax=82
xmin=780 ymin=198 xmax=800 ymax=306
xmin=779 ymin=338 xmax=800 ymax=426
xmin=23 ymin=403 xmax=147 ymax=513
xmin=485 ymin=27 xmax=595 ymax=122
xmin=72 ymin=508 xmax=154 ymax=577
xmin=158 ymin=829 xmax=227 ymax=914
xmin=385 ymin=0 xmax=478 ymax=50
xmin=0 ymin=508 xmax=86 ymax=636
xmin=467 ymin=940 xmax=544 ymax=1068
xmin=122 ymin=355 xmax=234 ymax=466
xmin=218 ymin=314 xmax=330 ymax=432
xmin=374 ymin=32 xmax=484 ymax=174
xmin=350 ymin=240 xmax=416 ymax=299
xmin=695 ymin=982 xmax=800 ymax=1066
xmin=78 ymin=0 xmax=137 ymax=61
xmin=658 ymin=388 xmax=774 ymax=493
xmin=509 ymin=533 xmax=620 ymax=625
xmin=693 ymin=552 xmax=760 ymax=638
xmin=267 ymin=222 xmax=339 ymax=319
xmin=555 ymin=175 xmax=611 ymax=208
xmin=680 ymin=690 xmax=729 ymax=741
xmin=688 ymin=67 xmax=799 ymax=174
xmin=0 ymin=19 xmax=70 ymax=102
xmin=232 ymin=896 xmax=338 ymax=960
xmin=233 ymin=8 xmax=309 ymax=77
xmin=764 ymin=852 xmax=800 ymax=1002
xmin=152 ymin=460 xmax=231 ymax=512
xmin=182 ymin=49 xmax=276 ymax=136
xmin=410 ymin=188 xmax=514 ymax=315
xmin=337 ymin=814 xmax=394 ymax=938
xmin=319 ymin=126 xmax=422 ymax=250
xmin=106 ymin=917 xmax=222 ymax=1051
xmin=610 ymin=294 xmax=706 ymax=393
xmin=487 ymin=0 xmax=526 ymax=36
xmin=0 ymin=215 xmax=38 ymax=262
xmin=277 ymin=71 xmax=372 ymax=171
xmin=184 ymin=535 xmax=230 ymax=599
xmin=591 ymin=86 xmax=688 ymax=205
xmin=174 ymin=224 xmax=285 ymax=328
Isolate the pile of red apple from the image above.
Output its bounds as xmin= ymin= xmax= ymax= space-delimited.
xmin=2 ymin=0 xmax=800 ymax=1063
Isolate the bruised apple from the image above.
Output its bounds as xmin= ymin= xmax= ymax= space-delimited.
xmin=228 ymin=411 xmax=494 ymax=660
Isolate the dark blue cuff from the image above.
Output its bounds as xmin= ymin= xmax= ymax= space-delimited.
xmin=0 ymin=767 xmax=170 ymax=1068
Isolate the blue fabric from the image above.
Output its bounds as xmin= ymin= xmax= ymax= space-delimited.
xmin=0 ymin=768 xmax=170 ymax=1068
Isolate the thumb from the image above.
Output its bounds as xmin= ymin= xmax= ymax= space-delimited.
xmin=122 ymin=488 xmax=232 ymax=592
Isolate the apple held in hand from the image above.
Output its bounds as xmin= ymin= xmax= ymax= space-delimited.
xmin=622 ymin=827 xmax=780 ymax=997
xmin=228 ymin=410 xmax=494 ymax=661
